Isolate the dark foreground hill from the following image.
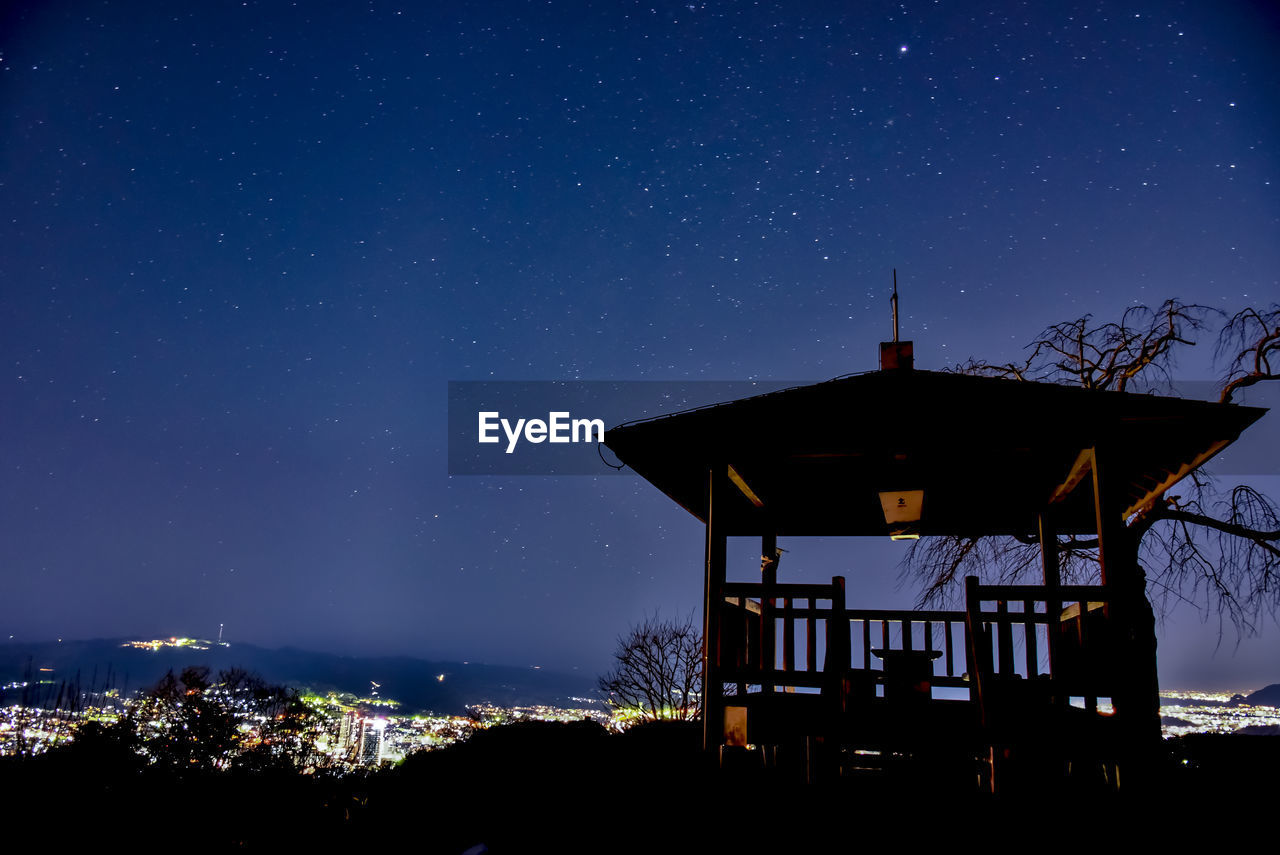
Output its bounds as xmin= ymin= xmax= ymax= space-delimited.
xmin=5 ymin=723 xmax=1277 ymax=852
xmin=0 ymin=638 xmax=595 ymax=713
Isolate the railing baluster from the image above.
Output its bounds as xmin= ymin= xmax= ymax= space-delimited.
xmin=783 ymin=597 xmax=795 ymax=673
xmin=862 ymin=619 xmax=872 ymax=670
xmin=1024 ymin=599 xmax=1038 ymax=678
xmin=806 ymin=600 xmax=817 ymax=672
xmin=944 ymin=620 xmax=955 ymax=677
xmin=996 ymin=599 xmax=1013 ymax=678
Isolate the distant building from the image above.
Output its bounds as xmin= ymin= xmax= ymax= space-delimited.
xmin=338 ymin=710 xmax=357 ymax=750
xmin=358 ymin=718 xmax=384 ymax=765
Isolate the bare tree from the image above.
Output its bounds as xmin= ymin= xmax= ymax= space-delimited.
xmin=1217 ymin=304 xmax=1280 ymax=404
xmin=598 ymin=613 xmax=703 ymax=723
xmin=949 ymin=299 xmax=1215 ymax=393
xmin=907 ymin=299 xmax=1280 ymax=634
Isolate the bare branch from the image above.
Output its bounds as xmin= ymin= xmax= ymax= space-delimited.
xmin=910 ymin=301 xmax=1280 ymax=637
xmin=948 ymin=300 xmax=1218 ymax=394
xmin=598 ymin=612 xmax=703 ymax=723
xmin=1217 ymin=303 xmax=1280 ymax=403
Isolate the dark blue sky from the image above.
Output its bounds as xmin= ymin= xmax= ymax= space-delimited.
xmin=2 ymin=1 xmax=1277 ymax=688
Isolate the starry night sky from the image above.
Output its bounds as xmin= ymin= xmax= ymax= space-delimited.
xmin=2 ymin=1 xmax=1277 ymax=688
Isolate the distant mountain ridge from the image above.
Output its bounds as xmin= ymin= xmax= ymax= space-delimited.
xmin=0 ymin=638 xmax=598 ymax=715
xmin=1244 ymin=684 xmax=1280 ymax=708
xmin=1161 ymin=685 xmax=1280 ymax=709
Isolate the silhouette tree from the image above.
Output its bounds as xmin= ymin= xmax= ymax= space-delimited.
xmin=598 ymin=613 xmax=703 ymax=723
xmin=125 ymin=665 xmax=241 ymax=773
xmin=904 ymin=300 xmax=1280 ymax=634
xmin=237 ymin=681 xmax=322 ymax=773
xmin=1218 ymin=304 xmax=1280 ymax=404
xmin=125 ymin=665 xmax=316 ymax=774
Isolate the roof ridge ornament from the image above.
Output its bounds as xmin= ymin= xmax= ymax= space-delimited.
xmin=892 ymin=267 xmax=900 ymax=343
xmin=880 ymin=268 xmax=914 ymax=370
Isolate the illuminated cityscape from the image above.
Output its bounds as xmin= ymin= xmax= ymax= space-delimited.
xmin=1158 ymin=690 xmax=1280 ymax=737
xmin=4 ymin=684 xmax=1274 ymax=771
xmin=1 ymin=638 xmax=1273 ymax=775
xmin=0 ymin=692 xmax=616 ymax=768
xmin=0 ymin=638 xmax=616 ymax=769
xmin=119 ymin=637 xmax=231 ymax=652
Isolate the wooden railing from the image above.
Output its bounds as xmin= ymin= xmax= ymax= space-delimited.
xmin=964 ymin=576 xmax=1117 ymax=715
xmin=963 ymin=577 xmax=1126 ymax=792
xmin=717 ymin=579 xmax=972 ymax=697
xmin=717 ymin=576 xmax=1121 ymax=706
xmin=719 ymin=578 xmax=846 ymax=692
xmin=844 ymin=609 xmax=970 ymax=692
xmin=716 ymin=573 xmax=1129 ymax=791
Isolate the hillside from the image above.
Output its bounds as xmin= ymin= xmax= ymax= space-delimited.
xmin=1245 ymin=684 xmax=1280 ymax=708
xmin=0 ymin=638 xmax=597 ymax=714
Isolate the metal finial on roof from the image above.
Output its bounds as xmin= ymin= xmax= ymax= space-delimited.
xmin=891 ymin=269 xmax=900 ymax=343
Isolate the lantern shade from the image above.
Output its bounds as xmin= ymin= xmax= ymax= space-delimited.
xmin=879 ymin=490 xmax=924 ymax=540
xmin=879 ymin=490 xmax=924 ymax=524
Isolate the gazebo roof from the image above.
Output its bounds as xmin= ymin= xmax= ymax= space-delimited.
xmin=603 ymin=369 xmax=1267 ymax=537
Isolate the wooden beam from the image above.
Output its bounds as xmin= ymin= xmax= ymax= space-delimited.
xmin=1048 ymin=448 xmax=1093 ymax=506
xmin=727 ymin=464 xmax=765 ymax=508
xmin=1121 ymin=438 xmax=1231 ymax=519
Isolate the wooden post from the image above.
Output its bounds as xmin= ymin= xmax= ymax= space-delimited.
xmin=703 ymin=465 xmax=729 ymax=754
xmin=1039 ymin=512 xmax=1061 ymax=683
xmin=827 ymin=576 xmax=848 ymax=673
xmin=761 ymin=533 xmax=777 ymax=695
xmin=1090 ymin=446 xmax=1132 ymax=590
xmin=1039 ymin=512 xmax=1060 ymax=588
xmin=1090 ymin=445 xmax=1161 ymax=786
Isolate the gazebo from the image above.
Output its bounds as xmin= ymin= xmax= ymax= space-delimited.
xmin=603 ymin=344 xmax=1266 ymax=791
